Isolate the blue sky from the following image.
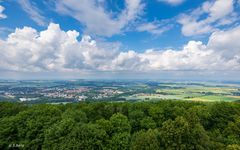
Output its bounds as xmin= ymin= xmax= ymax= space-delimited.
xmin=0 ymin=0 xmax=240 ymax=80
xmin=0 ymin=0 xmax=206 ymax=50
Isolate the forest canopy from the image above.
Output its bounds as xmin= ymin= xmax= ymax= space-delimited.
xmin=0 ymin=101 xmax=240 ymax=150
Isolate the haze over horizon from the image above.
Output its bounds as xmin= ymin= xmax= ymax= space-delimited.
xmin=0 ymin=0 xmax=240 ymax=80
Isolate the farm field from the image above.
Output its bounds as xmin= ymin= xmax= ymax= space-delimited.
xmin=124 ymin=82 xmax=240 ymax=102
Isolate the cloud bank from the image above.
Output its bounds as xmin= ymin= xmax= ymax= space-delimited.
xmin=0 ymin=23 xmax=239 ymax=73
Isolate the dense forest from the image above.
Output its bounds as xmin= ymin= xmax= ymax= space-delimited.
xmin=0 ymin=101 xmax=240 ymax=150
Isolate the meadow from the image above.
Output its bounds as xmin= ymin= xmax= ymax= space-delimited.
xmin=124 ymin=82 xmax=240 ymax=102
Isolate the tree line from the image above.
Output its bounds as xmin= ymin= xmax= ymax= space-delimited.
xmin=0 ymin=101 xmax=240 ymax=150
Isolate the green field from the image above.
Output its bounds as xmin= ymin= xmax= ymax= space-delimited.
xmin=124 ymin=83 xmax=240 ymax=102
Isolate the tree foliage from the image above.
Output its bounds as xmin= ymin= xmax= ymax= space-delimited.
xmin=0 ymin=101 xmax=240 ymax=149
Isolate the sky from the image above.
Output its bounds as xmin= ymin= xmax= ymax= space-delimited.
xmin=0 ymin=0 xmax=240 ymax=80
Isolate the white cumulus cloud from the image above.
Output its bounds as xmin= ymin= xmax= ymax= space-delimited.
xmin=0 ymin=23 xmax=118 ymax=72
xmin=0 ymin=23 xmax=239 ymax=73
